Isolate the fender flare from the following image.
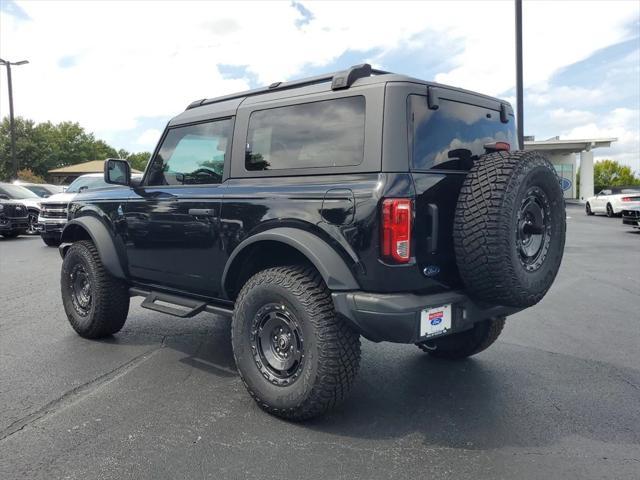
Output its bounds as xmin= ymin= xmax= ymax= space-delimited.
xmin=59 ymin=217 xmax=126 ymax=280
xmin=222 ymin=227 xmax=359 ymax=295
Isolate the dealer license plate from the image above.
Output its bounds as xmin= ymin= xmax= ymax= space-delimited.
xmin=420 ymin=304 xmax=452 ymax=338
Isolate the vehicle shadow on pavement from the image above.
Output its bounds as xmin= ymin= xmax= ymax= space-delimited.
xmin=97 ymin=314 xmax=639 ymax=452
xmin=303 ymin=341 xmax=640 ymax=451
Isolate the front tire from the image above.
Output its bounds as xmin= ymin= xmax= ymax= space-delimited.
xmin=61 ymin=240 xmax=129 ymax=339
xmin=42 ymin=235 xmax=61 ymax=247
xmin=417 ymin=317 xmax=505 ymax=359
xmin=232 ymin=265 xmax=361 ymax=421
xmin=585 ymin=202 xmax=594 ymax=216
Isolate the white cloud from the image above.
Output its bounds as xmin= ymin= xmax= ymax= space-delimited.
xmin=565 ymin=108 xmax=640 ymax=170
xmin=136 ymin=129 xmax=162 ymax=149
xmin=0 ymin=0 xmax=638 ymax=163
xmin=549 ymin=108 xmax=597 ymax=126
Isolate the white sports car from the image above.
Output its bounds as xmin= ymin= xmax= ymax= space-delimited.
xmin=585 ymin=187 xmax=640 ymax=217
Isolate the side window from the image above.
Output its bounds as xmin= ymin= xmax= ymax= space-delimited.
xmin=409 ymin=95 xmax=517 ymax=171
xmin=245 ymin=96 xmax=365 ymax=171
xmin=147 ymin=119 xmax=232 ymax=186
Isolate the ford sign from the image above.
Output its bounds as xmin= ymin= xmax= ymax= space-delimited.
xmin=430 ymin=317 xmax=442 ymax=326
xmin=559 ymin=177 xmax=572 ymax=192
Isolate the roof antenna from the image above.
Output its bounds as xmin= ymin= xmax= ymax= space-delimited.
xmin=515 ymin=0 xmax=524 ymax=150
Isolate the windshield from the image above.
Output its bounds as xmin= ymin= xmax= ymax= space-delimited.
xmin=23 ymin=185 xmax=55 ymax=197
xmin=66 ymin=176 xmax=110 ymax=193
xmin=0 ymin=184 xmax=41 ymax=199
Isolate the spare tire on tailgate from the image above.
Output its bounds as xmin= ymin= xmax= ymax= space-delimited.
xmin=453 ymin=150 xmax=566 ymax=308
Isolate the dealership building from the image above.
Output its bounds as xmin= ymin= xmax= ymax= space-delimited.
xmin=524 ymin=136 xmax=617 ymax=201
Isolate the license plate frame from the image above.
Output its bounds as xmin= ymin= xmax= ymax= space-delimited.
xmin=420 ymin=304 xmax=452 ymax=338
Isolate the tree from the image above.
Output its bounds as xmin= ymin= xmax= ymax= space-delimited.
xmin=594 ymin=159 xmax=640 ymax=192
xmin=17 ymin=168 xmax=45 ymax=183
xmin=126 ymin=151 xmax=151 ymax=172
xmin=0 ymin=116 xmax=151 ymax=181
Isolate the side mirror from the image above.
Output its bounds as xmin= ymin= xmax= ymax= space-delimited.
xmin=104 ymin=158 xmax=131 ymax=186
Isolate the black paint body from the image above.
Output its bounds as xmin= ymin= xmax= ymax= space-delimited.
xmin=63 ymin=73 xmax=518 ymax=342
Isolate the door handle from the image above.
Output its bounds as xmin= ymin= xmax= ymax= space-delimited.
xmin=188 ymin=208 xmax=215 ymax=216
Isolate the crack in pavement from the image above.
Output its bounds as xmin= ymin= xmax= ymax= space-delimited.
xmin=0 ymin=338 xmax=167 ymax=442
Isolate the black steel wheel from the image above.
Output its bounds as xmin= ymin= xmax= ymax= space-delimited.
xmin=232 ymin=265 xmax=360 ymax=421
xmin=251 ymin=303 xmax=305 ymax=386
xmin=61 ymin=240 xmax=129 ymax=339
xmin=516 ymin=186 xmax=552 ymax=272
xmin=69 ymin=262 xmax=92 ymax=317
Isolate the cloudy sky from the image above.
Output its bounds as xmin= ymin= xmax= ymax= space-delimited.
xmin=1 ymin=0 xmax=639 ymax=171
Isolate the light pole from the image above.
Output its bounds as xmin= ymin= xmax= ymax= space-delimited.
xmin=515 ymin=0 xmax=524 ymax=150
xmin=0 ymin=58 xmax=29 ymax=180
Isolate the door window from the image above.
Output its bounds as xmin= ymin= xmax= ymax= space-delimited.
xmin=147 ymin=119 xmax=232 ymax=186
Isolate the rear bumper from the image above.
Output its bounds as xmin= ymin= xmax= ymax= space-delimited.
xmin=332 ymin=290 xmax=522 ymax=343
xmin=622 ymin=210 xmax=640 ymax=227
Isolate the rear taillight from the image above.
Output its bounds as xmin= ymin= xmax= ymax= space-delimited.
xmin=381 ymin=198 xmax=412 ymax=263
xmin=622 ymin=197 xmax=633 ymax=202
xmin=484 ymin=141 xmax=511 ymax=152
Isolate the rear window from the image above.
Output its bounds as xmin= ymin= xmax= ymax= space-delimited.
xmin=409 ymin=95 xmax=516 ymax=171
xmin=245 ymin=96 xmax=365 ymax=171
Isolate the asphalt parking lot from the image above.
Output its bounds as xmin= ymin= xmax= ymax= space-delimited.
xmin=0 ymin=203 xmax=638 ymax=480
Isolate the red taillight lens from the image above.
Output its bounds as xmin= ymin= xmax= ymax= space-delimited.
xmin=622 ymin=197 xmax=632 ymax=202
xmin=484 ymin=141 xmax=510 ymax=152
xmin=381 ymin=198 xmax=412 ymax=263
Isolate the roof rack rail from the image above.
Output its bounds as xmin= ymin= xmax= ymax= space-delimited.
xmin=186 ymin=63 xmax=393 ymax=110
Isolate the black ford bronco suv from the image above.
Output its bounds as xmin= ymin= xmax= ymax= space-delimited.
xmin=58 ymin=64 xmax=566 ymax=420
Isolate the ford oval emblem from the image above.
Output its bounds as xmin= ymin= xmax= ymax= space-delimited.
xmin=559 ymin=177 xmax=572 ymax=192
xmin=430 ymin=317 xmax=442 ymax=326
xmin=423 ymin=265 xmax=440 ymax=277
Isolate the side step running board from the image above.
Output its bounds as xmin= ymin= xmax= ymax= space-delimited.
xmin=130 ymin=288 xmax=233 ymax=318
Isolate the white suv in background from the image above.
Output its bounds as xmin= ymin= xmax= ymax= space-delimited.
xmin=38 ymin=173 xmax=140 ymax=246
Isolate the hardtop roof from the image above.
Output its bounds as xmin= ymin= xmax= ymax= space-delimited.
xmin=170 ymin=63 xmax=512 ymax=126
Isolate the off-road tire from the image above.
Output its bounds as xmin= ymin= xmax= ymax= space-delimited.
xmin=585 ymin=202 xmax=594 ymax=216
xmin=42 ymin=235 xmax=61 ymax=247
xmin=417 ymin=317 xmax=505 ymax=359
xmin=61 ymin=240 xmax=129 ymax=339
xmin=453 ymin=150 xmax=566 ymax=308
xmin=232 ymin=265 xmax=361 ymax=421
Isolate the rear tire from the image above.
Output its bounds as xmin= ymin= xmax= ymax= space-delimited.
xmin=417 ymin=317 xmax=505 ymax=359
xmin=231 ymin=265 xmax=361 ymax=421
xmin=453 ymin=150 xmax=566 ymax=308
xmin=606 ymin=203 xmax=614 ymax=217
xmin=61 ymin=240 xmax=129 ymax=339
